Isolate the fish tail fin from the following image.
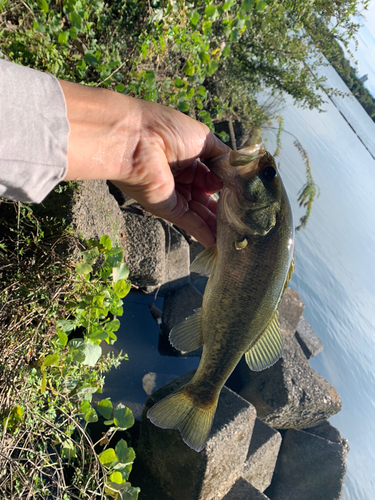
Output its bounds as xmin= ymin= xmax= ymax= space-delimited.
xmin=147 ymin=385 xmax=217 ymax=452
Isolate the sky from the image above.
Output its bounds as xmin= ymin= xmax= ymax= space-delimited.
xmin=346 ymin=1 xmax=375 ymax=97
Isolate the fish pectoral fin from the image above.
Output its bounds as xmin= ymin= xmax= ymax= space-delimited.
xmin=245 ymin=311 xmax=283 ymax=371
xmin=190 ymin=245 xmax=218 ymax=275
xmin=282 ymin=259 xmax=295 ymax=295
xmin=169 ymin=309 xmax=203 ymax=352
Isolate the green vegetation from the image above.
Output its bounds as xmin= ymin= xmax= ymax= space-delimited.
xmin=0 ymin=192 xmax=139 ymax=499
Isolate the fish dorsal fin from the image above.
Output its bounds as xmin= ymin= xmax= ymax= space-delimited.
xmin=282 ymin=259 xmax=295 ymax=295
xmin=169 ymin=309 xmax=203 ymax=353
xmin=245 ymin=311 xmax=283 ymax=371
xmin=190 ymin=245 xmax=218 ymax=275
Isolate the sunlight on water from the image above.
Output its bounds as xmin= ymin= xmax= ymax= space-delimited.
xmin=262 ymin=71 xmax=375 ymax=499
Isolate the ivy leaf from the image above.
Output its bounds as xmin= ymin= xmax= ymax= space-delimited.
xmin=178 ymin=101 xmax=190 ymax=113
xmin=80 ymin=400 xmax=98 ymax=423
xmin=113 ymin=404 xmax=134 ymax=430
xmin=115 ymin=439 xmax=135 ymax=465
xmin=115 ymin=83 xmax=125 ymax=93
xmin=58 ymin=31 xmax=69 ymax=45
xmin=70 ymin=11 xmax=82 ymax=30
xmin=100 ymin=235 xmax=112 ymax=250
xmin=183 ymin=61 xmax=195 ymax=76
xmin=57 ymin=320 xmax=75 ymax=333
xmin=109 ymin=471 xmax=124 ymax=484
xmin=82 ymin=247 xmax=99 ymax=264
xmin=114 ymin=279 xmax=131 ymax=299
xmin=256 ymin=0 xmax=267 ymax=11
xmin=222 ymin=44 xmax=231 ymax=57
xmin=82 ymin=341 xmax=102 ymax=367
xmin=199 ymin=51 xmax=210 ymax=64
xmin=174 ymin=78 xmax=186 ymax=88
xmin=190 ymin=11 xmax=200 ymax=26
xmin=75 ymin=262 xmax=92 ymax=275
xmin=241 ymin=0 xmax=255 ymax=12
xmin=43 ymin=353 xmax=59 ymax=367
xmin=37 ymin=0 xmax=49 ymax=13
xmin=198 ymin=85 xmax=207 ymax=97
xmin=57 ymin=329 xmax=68 ymax=347
xmin=61 ymin=439 xmax=77 ymax=459
xmin=112 ymin=262 xmax=129 ymax=283
xmin=99 ymin=448 xmax=118 ymax=467
xmin=106 ymin=319 xmax=120 ymax=333
xmin=97 ymin=399 xmax=113 ymax=419
xmin=206 ymin=60 xmax=219 ymax=76
xmin=205 ymin=5 xmax=216 ymax=17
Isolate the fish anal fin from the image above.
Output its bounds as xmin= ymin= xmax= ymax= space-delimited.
xmin=190 ymin=245 xmax=218 ymax=275
xmin=245 ymin=311 xmax=283 ymax=371
xmin=147 ymin=385 xmax=217 ymax=452
xmin=169 ymin=309 xmax=203 ymax=353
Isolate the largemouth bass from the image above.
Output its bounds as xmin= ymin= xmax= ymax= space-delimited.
xmin=147 ymin=143 xmax=294 ymax=452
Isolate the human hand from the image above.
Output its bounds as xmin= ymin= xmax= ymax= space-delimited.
xmin=111 ymin=100 xmax=230 ymax=247
xmin=61 ymin=81 xmax=230 ymax=247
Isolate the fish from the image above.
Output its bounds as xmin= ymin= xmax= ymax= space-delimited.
xmin=147 ymin=143 xmax=294 ymax=452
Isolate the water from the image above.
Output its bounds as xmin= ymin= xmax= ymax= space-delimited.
xmin=261 ymin=63 xmax=375 ymax=499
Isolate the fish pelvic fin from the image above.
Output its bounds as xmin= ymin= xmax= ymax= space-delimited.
xmin=245 ymin=310 xmax=283 ymax=371
xmin=169 ymin=308 xmax=203 ymax=353
xmin=190 ymin=245 xmax=218 ymax=275
xmin=147 ymin=386 xmax=217 ymax=452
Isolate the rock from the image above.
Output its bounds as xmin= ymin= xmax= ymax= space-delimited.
xmin=121 ymin=211 xmax=165 ymax=290
xmin=269 ymin=429 xmax=349 ymax=500
xmin=142 ymin=372 xmax=180 ymax=396
xmin=242 ymin=418 xmax=282 ymax=492
xmin=161 ymin=283 xmax=203 ymax=356
xmin=222 ymin=478 xmax=271 ymax=499
xmin=304 ymin=420 xmax=347 ymax=446
xmin=227 ymin=289 xmax=342 ymax=429
xmin=159 ymin=222 xmax=190 ymax=293
xmin=137 ymin=371 xmax=257 ymax=500
xmin=70 ymin=180 xmax=127 ymax=246
xmin=295 ymin=316 xmax=323 ymax=359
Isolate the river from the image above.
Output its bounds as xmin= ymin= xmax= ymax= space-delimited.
xmin=261 ymin=62 xmax=375 ymax=500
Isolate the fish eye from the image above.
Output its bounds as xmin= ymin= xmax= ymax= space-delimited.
xmin=263 ymin=166 xmax=276 ymax=181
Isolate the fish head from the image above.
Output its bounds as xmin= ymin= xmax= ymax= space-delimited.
xmin=216 ymin=143 xmax=284 ymax=236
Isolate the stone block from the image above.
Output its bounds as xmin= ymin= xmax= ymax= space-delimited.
xmin=304 ymin=420 xmax=347 ymax=446
xmin=121 ymin=211 xmax=165 ymax=290
xmin=295 ymin=316 xmax=323 ymax=359
xmin=159 ymin=222 xmax=190 ymax=293
xmin=70 ymin=180 xmax=127 ymax=246
xmin=242 ymin=418 xmax=282 ymax=492
xmin=227 ymin=289 xmax=342 ymax=429
xmin=137 ymin=371 xmax=257 ymax=500
xmin=222 ymin=478 xmax=270 ymax=499
xmin=277 ymin=288 xmax=305 ymax=335
xmin=269 ymin=429 xmax=349 ymax=500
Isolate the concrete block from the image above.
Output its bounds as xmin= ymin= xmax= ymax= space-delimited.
xmin=137 ymin=371 xmax=257 ymax=500
xmin=269 ymin=429 xmax=349 ymax=500
xmin=222 ymin=478 xmax=270 ymax=499
xmin=295 ymin=316 xmax=323 ymax=359
xmin=242 ymin=418 xmax=282 ymax=492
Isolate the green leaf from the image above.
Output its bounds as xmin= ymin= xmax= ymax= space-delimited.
xmin=43 ymin=353 xmax=59 ymax=367
xmin=112 ymin=262 xmax=129 ymax=282
xmin=183 ymin=61 xmax=195 ymax=76
xmin=40 ymin=372 xmax=47 ymax=394
xmin=57 ymin=329 xmax=68 ymax=347
xmin=84 ymin=51 xmax=98 ymax=66
xmin=69 ymin=27 xmax=78 ymax=39
xmin=61 ymin=439 xmax=77 ymax=459
xmin=174 ymin=78 xmax=186 ymax=88
xmin=256 ymin=0 xmax=267 ymax=11
xmin=80 ymin=400 xmax=98 ymax=423
xmin=190 ymin=11 xmax=200 ymax=26
xmin=70 ymin=11 xmax=82 ymax=30
xmin=115 ymin=439 xmax=135 ymax=465
xmin=198 ymin=85 xmax=207 ymax=97
xmin=228 ymin=28 xmax=240 ymax=42
xmin=144 ymin=70 xmax=155 ymax=83
xmin=37 ymin=0 xmax=49 ymax=13
xmin=109 ymin=471 xmax=124 ymax=484
xmin=99 ymin=448 xmax=117 ymax=466
xmin=223 ymin=0 xmax=235 ymax=10
xmin=241 ymin=0 xmax=255 ymax=12
xmin=113 ymin=404 xmax=134 ymax=430
xmin=205 ymin=5 xmax=216 ymax=17
xmin=206 ymin=60 xmax=219 ymax=76
xmin=186 ymin=87 xmax=195 ymax=99
xmin=82 ymin=341 xmax=102 ymax=367
xmin=58 ymin=31 xmax=69 ymax=45
xmin=69 ymin=338 xmax=86 ymax=363
xmin=57 ymin=320 xmax=75 ymax=333
xmin=115 ymin=83 xmax=125 ymax=93
xmin=75 ymin=262 xmax=92 ymax=275
xmin=97 ymin=399 xmax=113 ymax=419
xmin=82 ymin=247 xmax=99 ymax=264
xmin=114 ymin=279 xmax=131 ymax=299
xmin=222 ymin=44 xmax=231 ymax=57
xmin=199 ymin=51 xmax=210 ymax=64
xmin=106 ymin=319 xmax=120 ymax=333
xmin=178 ymin=101 xmax=190 ymax=113
xmin=218 ymin=131 xmax=230 ymax=142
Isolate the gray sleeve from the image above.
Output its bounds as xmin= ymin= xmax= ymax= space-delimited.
xmin=0 ymin=59 xmax=69 ymax=203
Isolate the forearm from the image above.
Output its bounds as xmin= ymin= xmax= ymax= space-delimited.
xmin=59 ymin=79 xmax=140 ymax=183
